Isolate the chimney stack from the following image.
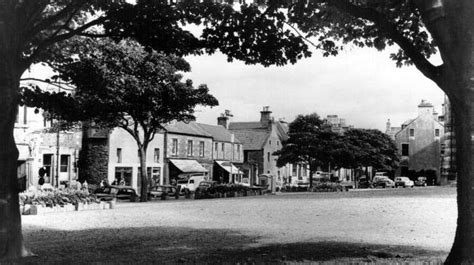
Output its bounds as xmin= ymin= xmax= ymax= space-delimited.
xmin=260 ymin=106 xmax=272 ymax=126
xmin=217 ymin=109 xmax=233 ymax=129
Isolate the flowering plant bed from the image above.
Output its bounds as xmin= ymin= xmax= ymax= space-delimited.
xmin=19 ymin=189 xmax=112 ymax=215
xmin=309 ymin=182 xmax=343 ymax=192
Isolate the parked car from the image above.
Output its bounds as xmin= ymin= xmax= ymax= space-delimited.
xmin=357 ymin=177 xmax=372 ymax=189
xmin=148 ymin=185 xmax=178 ymax=199
xmin=195 ymin=181 xmax=218 ymax=199
xmin=94 ymin=185 xmax=138 ymax=201
xmin=372 ymin=176 xmax=395 ymax=188
xmin=415 ymin=176 xmax=428 ymax=186
xmin=394 ymin=177 xmax=414 ymax=188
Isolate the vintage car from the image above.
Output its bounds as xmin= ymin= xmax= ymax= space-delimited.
xmin=372 ymin=176 xmax=395 ymax=188
xmin=94 ymin=185 xmax=138 ymax=201
xmin=148 ymin=185 xmax=178 ymax=199
xmin=415 ymin=176 xmax=428 ymax=186
xmin=394 ymin=177 xmax=415 ymax=188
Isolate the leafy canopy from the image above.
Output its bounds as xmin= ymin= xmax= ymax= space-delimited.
xmin=22 ymin=38 xmax=218 ymax=133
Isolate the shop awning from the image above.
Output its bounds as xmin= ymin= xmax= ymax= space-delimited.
xmin=215 ymin=160 xmax=243 ymax=175
xmin=17 ymin=144 xmax=31 ymax=161
xmin=169 ymin=159 xmax=208 ymax=173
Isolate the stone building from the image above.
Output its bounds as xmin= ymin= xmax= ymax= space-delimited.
xmin=15 ymin=105 xmax=82 ymax=189
xmin=106 ymin=127 xmax=165 ymax=191
xmin=440 ymin=96 xmax=457 ymax=184
xmin=196 ymin=122 xmax=244 ymax=184
xmin=162 ymin=121 xmax=214 ymax=184
xmin=388 ymin=100 xmax=445 ymax=184
xmin=225 ymin=106 xmax=295 ymax=189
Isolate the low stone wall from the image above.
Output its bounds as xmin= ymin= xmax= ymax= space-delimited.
xmin=21 ymin=201 xmax=114 ymax=215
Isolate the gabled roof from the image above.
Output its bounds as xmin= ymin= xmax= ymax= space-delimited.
xmin=195 ymin=123 xmax=240 ymax=143
xmin=231 ymin=128 xmax=269 ymax=150
xmin=228 ymin=121 xmax=289 ymax=150
xmin=228 ymin=122 xmax=267 ymax=130
xmin=164 ymin=121 xmax=212 ymax=138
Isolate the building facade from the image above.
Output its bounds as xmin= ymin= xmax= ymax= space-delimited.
xmin=14 ymin=105 xmax=82 ymax=189
xmin=389 ymin=100 xmax=445 ymax=184
xmin=196 ymin=122 xmax=244 ymax=184
xmin=107 ymin=127 xmax=165 ymax=192
xmin=226 ymin=106 xmax=294 ymax=189
xmin=163 ymin=122 xmax=214 ymax=184
xmin=440 ymin=95 xmax=457 ymax=185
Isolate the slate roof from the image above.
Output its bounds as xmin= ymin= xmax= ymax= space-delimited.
xmin=230 ymin=128 xmax=269 ymax=150
xmin=228 ymin=122 xmax=267 ymax=130
xmin=228 ymin=121 xmax=289 ymax=150
xmin=195 ymin=123 xmax=241 ymax=143
xmin=164 ymin=121 xmax=212 ymax=138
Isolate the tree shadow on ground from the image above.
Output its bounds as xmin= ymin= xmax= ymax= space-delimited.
xmin=14 ymin=226 xmax=447 ymax=264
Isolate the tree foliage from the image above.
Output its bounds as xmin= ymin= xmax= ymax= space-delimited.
xmin=336 ymin=129 xmax=399 ymax=171
xmin=276 ymin=114 xmax=399 ymax=187
xmin=275 ymin=113 xmax=340 ymax=186
xmin=22 ymin=38 xmax=218 ymax=200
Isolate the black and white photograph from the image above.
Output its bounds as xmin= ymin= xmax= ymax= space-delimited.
xmin=0 ymin=0 xmax=472 ymax=264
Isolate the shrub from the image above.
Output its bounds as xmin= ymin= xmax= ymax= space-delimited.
xmin=310 ymin=182 xmax=343 ymax=192
xmin=19 ymin=189 xmax=100 ymax=207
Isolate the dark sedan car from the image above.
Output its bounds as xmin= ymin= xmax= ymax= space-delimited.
xmin=195 ymin=181 xmax=218 ymax=199
xmin=94 ymin=185 xmax=138 ymax=201
xmin=148 ymin=185 xmax=178 ymax=200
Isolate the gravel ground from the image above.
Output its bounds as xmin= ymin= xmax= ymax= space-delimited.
xmin=14 ymin=187 xmax=456 ymax=264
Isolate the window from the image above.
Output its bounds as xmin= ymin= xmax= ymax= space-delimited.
xmin=435 ymin=129 xmax=440 ymax=137
xmin=292 ymin=163 xmax=297 ymax=175
xmin=172 ymin=139 xmax=178 ymax=156
xmin=199 ymin=141 xmax=205 ymax=157
xmin=138 ymin=167 xmax=161 ymax=185
xmin=221 ymin=143 xmax=225 ymax=159
xmin=402 ymin=144 xmax=409 ymax=156
xmin=115 ymin=167 xmax=132 ymax=186
xmin=23 ymin=105 xmax=27 ymax=125
xmin=42 ymin=154 xmax=53 ymax=178
xmin=302 ymin=166 xmax=307 ymax=177
xmin=117 ymin=148 xmax=122 ymax=163
xmin=237 ymin=144 xmax=241 ymax=160
xmin=154 ymin=148 xmax=160 ymax=163
xmin=269 ymin=140 xmax=271 ymax=145
xmin=60 ymin=155 xmax=70 ymax=172
xmin=187 ymin=140 xmax=193 ymax=156
xmin=409 ymin=128 xmax=415 ymax=137
xmin=267 ymin=152 xmax=270 ymax=162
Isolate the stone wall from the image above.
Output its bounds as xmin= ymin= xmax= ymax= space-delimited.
xmin=79 ymin=138 xmax=109 ymax=184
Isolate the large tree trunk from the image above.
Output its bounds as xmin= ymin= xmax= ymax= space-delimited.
xmin=443 ymin=31 xmax=474 ymax=264
xmin=0 ymin=61 xmax=23 ymax=259
xmin=138 ymin=146 xmax=148 ymax=202
xmin=446 ymin=88 xmax=474 ymax=264
xmin=414 ymin=1 xmax=474 ymax=262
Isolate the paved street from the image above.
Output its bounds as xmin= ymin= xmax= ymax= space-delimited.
xmin=20 ymin=187 xmax=456 ymax=264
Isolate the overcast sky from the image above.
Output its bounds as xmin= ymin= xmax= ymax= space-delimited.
xmin=184 ymin=46 xmax=444 ymax=131
xmin=25 ymin=43 xmax=444 ymax=132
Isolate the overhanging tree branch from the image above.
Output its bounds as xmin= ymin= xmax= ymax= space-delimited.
xmin=327 ymin=0 xmax=442 ymax=84
xmin=26 ymin=16 xmax=107 ymax=66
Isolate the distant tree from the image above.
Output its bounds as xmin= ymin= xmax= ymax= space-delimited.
xmin=275 ymin=113 xmax=339 ymax=188
xmin=22 ymin=38 xmax=218 ymax=202
xmin=335 ymin=129 xmax=399 ymax=186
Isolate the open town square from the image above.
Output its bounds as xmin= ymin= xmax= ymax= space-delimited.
xmin=20 ymin=187 xmax=455 ymax=264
